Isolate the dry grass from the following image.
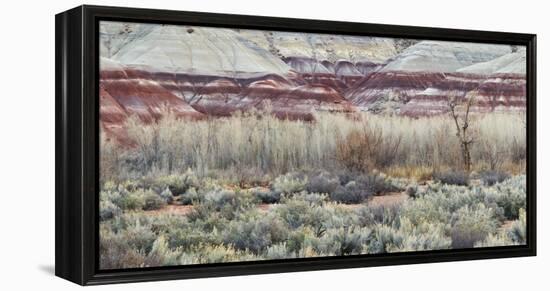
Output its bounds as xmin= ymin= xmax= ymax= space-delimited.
xmin=100 ymin=111 xmax=526 ymax=181
xmin=386 ymin=166 xmax=434 ymax=182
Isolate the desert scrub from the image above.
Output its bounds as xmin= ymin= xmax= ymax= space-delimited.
xmin=316 ymin=226 xmax=372 ymax=256
xmin=491 ymin=175 xmax=526 ymax=219
xmin=141 ymin=189 xmax=166 ymax=210
xmin=159 ymin=187 xmax=173 ymax=203
xmin=272 ymin=172 xmax=307 ymax=194
xmin=391 ymin=218 xmax=451 ymax=252
xmin=478 ymin=170 xmax=510 ymax=186
xmin=145 ymin=236 xmax=183 ymax=266
xmin=434 ymin=170 xmax=470 ymax=186
xmin=275 ymin=197 xmax=331 ymax=230
xmin=99 ymin=200 xmax=122 ymax=221
xmin=150 ymin=170 xmax=200 ymax=195
xmin=251 ymin=187 xmax=280 ymax=204
xmin=475 ymin=208 xmax=526 ymax=247
xmin=306 ymin=171 xmax=340 ymax=194
xmin=101 ymin=187 xmax=167 ymax=211
xmin=450 ymin=204 xmax=498 ymax=248
xmin=507 ymin=208 xmax=527 ymax=244
xmin=204 ymin=188 xmax=256 ymax=216
xmin=265 ymin=243 xmax=296 ymax=260
xmin=119 ymin=192 xmax=146 ymax=211
xmin=222 ymin=214 xmax=289 ymax=254
xmin=356 ymin=203 xmax=402 ymax=227
xmin=98 ymin=173 xmax=527 ymax=267
xmin=329 ymin=171 xmax=401 ymax=204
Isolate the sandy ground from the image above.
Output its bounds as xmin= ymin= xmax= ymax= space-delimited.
xmin=499 ymin=220 xmax=515 ymax=231
xmin=145 ymin=204 xmax=194 ymax=216
xmin=369 ymin=192 xmax=408 ymax=207
xmin=144 ymin=191 xmax=409 ymax=217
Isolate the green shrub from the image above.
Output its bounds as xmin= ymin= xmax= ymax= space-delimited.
xmin=199 ymin=188 xmax=256 ymax=219
xmin=390 ymin=218 xmax=451 ymax=252
xmin=507 ymin=208 xmax=526 ymax=244
xmin=99 ymin=170 xmax=526 ymax=266
xmin=166 ymin=225 xmax=221 ymax=251
xmin=141 ymin=190 xmax=166 ymax=210
xmin=204 ymin=189 xmax=237 ymax=210
xmin=152 ymin=170 xmax=200 ymax=195
xmin=159 ymin=188 xmax=173 ymax=203
xmin=119 ymin=193 xmax=145 ymax=211
xmin=100 ymin=200 xmax=122 ymax=221
xmin=100 ymin=190 xmax=124 ymax=208
xmin=474 ymin=233 xmax=516 ymax=247
xmin=272 ymin=172 xmax=307 ymax=194
xmin=99 ymin=226 xmax=147 ymax=269
xmin=330 ymin=181 xmax=371 ymax=204
xmin=291 ymin=193 xmax=328 ymax=205
xmin=475 ymin=209 xmax=526 ymax=247
xmin=356 ymin=204 xmax=401 ymax=227
xmin=180 ymin=187 xmax=200 ymax=205
xmin=306 ymin=171 xmax=340 ymax=194
xmin=405 ymin=185 xmax=418 ymax=198
xmin=276 ymin=198 xmax=330 ymax=230
xmin=479 ymin=170 xmax=510 ymax=186
xmin=198 ymin=245 xmax=257 ymax=264
xmin=435 ymin=171 xmax=470 ymax=186
xmin=145 ymin=236 xmax=182 ymax=266
xmin=320 ymin=227 xmax=372 ymax=255
xmin=222 ymin=215 xmax=289 ymax=253
xmin=266 ymin=243 xmax=295 ymax=260
xmin=450 ymin=204 xmax=497 ymax=248
xmin=328 ymin=173 xmax=398 ymax=204
xmin=363 ymin=174 xmax=400 ymax=195
xmin=367 ymin=225 xmax=404 ymax=254
xmin=491 ymin=177 xmax=526 ymax=219
xmin=251 ymin=187 xmax=280 ymax=204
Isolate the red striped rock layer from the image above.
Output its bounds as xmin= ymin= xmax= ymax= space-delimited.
xmin=100 ymin=64 xmax=356 ymax=134
xmin=346 ymin=71 xmax=526 ymax=116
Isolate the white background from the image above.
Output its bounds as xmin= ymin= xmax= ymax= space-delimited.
xmin=0 ymin=0 xmax=546 ymax=289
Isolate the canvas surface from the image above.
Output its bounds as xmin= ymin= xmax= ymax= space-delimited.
xmin=98 ymin=21 xmax=527 ymax=270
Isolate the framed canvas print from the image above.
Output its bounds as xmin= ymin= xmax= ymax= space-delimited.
xmin=55 ymin=5 xmax=536 ymax=285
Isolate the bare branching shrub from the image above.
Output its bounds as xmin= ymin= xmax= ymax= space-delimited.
xmin=335 ymin=124 xmax=401 ymax=172
xmin=448 ymin=95 xmax=476 ymax=172
xmin=478 ymin=139 xmax=505 ymax=171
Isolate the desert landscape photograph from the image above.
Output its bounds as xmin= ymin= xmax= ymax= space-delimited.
xmin=98 ymin=21 xmax=527 ymax=269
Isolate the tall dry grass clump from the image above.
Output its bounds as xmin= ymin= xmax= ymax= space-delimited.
xmin=100 ymin=111 xmax=526 ymax=182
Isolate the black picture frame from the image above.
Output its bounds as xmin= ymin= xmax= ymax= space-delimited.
xmin=55 ymin=4 xmax=537 ymax=286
